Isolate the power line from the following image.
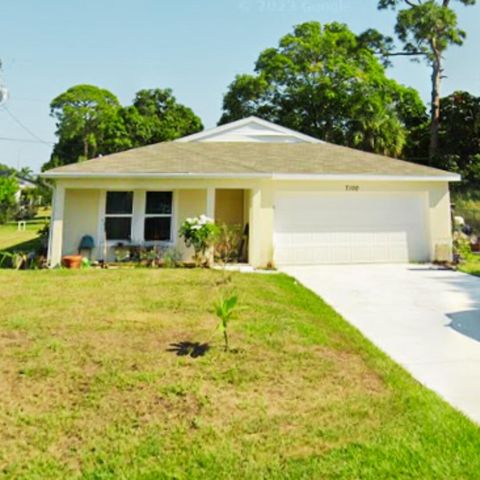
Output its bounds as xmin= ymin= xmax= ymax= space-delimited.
xmin=9 ymin=96 xmax=49 ymax=104
xmin=0 ymin=105 xmax=54 ymax=146
xmin=0 ymin=135 xmax=54 ymax=145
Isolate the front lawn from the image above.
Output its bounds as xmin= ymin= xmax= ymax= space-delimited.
xmin=1 ymin=269 xmax=479 ymax=479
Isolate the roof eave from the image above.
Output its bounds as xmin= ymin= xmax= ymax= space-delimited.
xmin=40 ymin=172 xmax=461 ymax=182
xmin=272 ymin=173 xmax=461 ymax=182
xmin=40 ymin=172 xmax=272 ymax=179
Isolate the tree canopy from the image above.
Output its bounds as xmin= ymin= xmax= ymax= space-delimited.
xmin=131 ymin=89 xmax=203 ymax=144
xmin=48 ymin=85 xmax=126 ymax=166
xmin=0 ymin=175 xmax=18 ymax=224
xmin=376 ymin=0 xmax=476 ymax=159
xmin=44 ymin=85 xmax=203 ymax=170
xmin=436 ymin=91 xmax=480 ymax=191
xmin=220 ymin=22 xmax=426 ymax=157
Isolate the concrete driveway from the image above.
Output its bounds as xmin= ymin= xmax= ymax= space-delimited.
xmin=281 ymin=264 xmax=480 ymax=423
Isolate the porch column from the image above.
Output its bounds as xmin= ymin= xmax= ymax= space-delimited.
xmin=249 ymin=188 xmax=261 ymax=267
xmin=48 ymin=183 xmax=65 ymax=267
xmin=248 ymin=184 xmax=274 ymax=268
xmin=131 ymin=190 xmax=146 ymax=244
xmin=206 ymin=187 xmax=215 ymax=219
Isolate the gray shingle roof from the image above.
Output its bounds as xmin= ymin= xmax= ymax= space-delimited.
xmin=42 ymin=142 xmax=458 ymax=179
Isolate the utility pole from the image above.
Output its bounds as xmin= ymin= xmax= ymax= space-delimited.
xmin=0 ymin=62 xmax=8 ymax=106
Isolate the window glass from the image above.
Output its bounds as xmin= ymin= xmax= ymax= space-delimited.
xmin=105 ymin=217 xmax=132 ymax=240
xmin=144 ymin=217 xmax=171 ymax=241
xmin=146 ymin=192 xmax=172 ymax=215
xmin=106 ymin=192 xmax=133 ymax=214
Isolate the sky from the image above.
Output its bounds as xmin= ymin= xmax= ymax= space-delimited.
xmin=0 ymin=0 xmax=479 ymax=173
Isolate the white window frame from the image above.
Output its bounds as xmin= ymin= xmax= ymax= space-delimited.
xmin=143 ymin=190 xmax=176 ymax=246
xmin=103 ymin=191 xmax=134 ymax=244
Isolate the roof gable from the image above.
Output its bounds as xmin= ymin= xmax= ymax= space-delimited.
xmin=175 ymin=116 xmax=323 ymax=144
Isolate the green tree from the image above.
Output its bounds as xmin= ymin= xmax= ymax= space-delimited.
xmin=49 ymin=84 xmax=125 ymax=164
xmin=44 ymin=85 xmax=203 ymax=170
xmin=436 ymin=91 xmax=480 ymax=191
xmin=0 ymin=175 xmax=18 ymax=224
xmin=18 ymin=166 xmax=34 ymax=180
xmin=119 ymin=105 xmax=153 ymax=148
xmin=220 ymin=22 xmax=426 ymax=157
xmin=130 ymin=88 xmax=203 ymax=144
xmin=376 ymin=0 xmax=476 ymax=160
xmin=0 ymin=163 xmax=14 ymax=174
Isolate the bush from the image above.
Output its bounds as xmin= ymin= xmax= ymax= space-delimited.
xmin=114 ymin=244 xmax=132 ymax=263
xmin=112 ymin=245 xmax=183 ymax=268
xmin=214 ymin=223 xmax=242 ymax=265
xmin=453 ymin=195 xmax=480 ymax=233
xmin=163 ymin=247 xmax=182 ymax=268
xmin=0 ymin=250 xmax=47 ymax=270
xmin=453 ymin=231 xmax=473 ymax=264
xmin=179 ymin=215 xmax=219 ymax=267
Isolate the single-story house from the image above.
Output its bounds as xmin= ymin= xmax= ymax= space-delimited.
xmin=42 ymin=116 xmax=459 ymax=267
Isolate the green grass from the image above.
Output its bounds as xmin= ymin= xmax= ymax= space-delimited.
xmin=458 ymin=256 xmax=480 ymax=276
xmin=0 ymin=269 xmax=479 ymax=479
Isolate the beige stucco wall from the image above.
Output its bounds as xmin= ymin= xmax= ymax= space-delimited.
xmin=427 ymin=182 xmax=453 ymax=261
xmin=215 ymin=189 xmax=244 ymax=226
xmin=51 ymin=178 xmax=454 ymax=268
xmin=63 ymin=189 xmax=100 ymax=257
xmin=248 ymin=182 xmax=274 ymax=268
xmin=176 ymin=189 xmax=207 ymax=258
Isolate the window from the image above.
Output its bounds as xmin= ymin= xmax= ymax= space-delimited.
xmin=105 ymin=191 xmax=133 ymax=241
xmin=144 ymin=191 xmax=173 ymax=242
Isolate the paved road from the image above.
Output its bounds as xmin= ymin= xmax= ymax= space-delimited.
xmin=282 ymin=264 xmax=480 ymax=423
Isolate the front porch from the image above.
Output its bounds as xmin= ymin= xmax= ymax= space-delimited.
xmin=48 ymin=183 xmax=272 ymax=267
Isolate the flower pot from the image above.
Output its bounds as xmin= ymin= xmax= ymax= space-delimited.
xmin=62 ymin=255 xmax=83 ymax=269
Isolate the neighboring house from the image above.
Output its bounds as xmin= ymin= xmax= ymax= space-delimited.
xmin=42 ymin=116 xmax=459 ymax=267
xmin=0 ymin=170 xmax=37 ymax=203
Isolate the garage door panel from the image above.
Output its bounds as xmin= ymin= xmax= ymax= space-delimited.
xmin=274 ymin=192 xmax=429 ymax=265
xmin=275 ymin=232 xmax=411 ymax=264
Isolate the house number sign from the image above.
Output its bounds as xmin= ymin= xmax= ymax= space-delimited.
xmin=345 ymin=185 xmax=360 ymax=191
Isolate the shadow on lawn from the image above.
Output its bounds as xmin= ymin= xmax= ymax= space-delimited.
xmin=5 ymin=237 xmax=43 ymax=253
xmin=1 ymin=215 xmax=49 ymax=257
xmin=167 ymin=341 xmax=210 ymax=358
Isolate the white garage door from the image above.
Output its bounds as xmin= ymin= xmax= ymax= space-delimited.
xmin=274 ymin=191 xmax=430 ymax=265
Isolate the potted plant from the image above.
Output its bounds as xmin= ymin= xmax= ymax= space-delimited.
xmin=62 ymin=255 xmax=83 ymax=269
xmin=114 ymin=243 xmax=130 ymax=262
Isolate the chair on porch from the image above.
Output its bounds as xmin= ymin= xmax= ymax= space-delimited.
xmin=78 ymin=235 xmax=95 ymax=259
